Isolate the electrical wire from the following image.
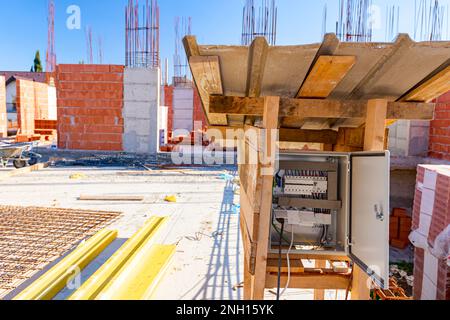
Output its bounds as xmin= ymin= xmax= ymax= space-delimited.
xmin=276 ymin=218 xmax=285 ymax=301
xmin=280 ymin=226 xmax=295 ymax=298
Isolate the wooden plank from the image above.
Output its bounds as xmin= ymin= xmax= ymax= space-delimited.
xmin=364 ymin=99 xmax=388 ymax=151
xmin=209 ymin=126 xmax=338 ymax=144
xmin=279 ymin=128 xmax=338 ymax=144
xmin=209 ymin=95 xmax=435 ymax=120
xmin=265 ymin=273 xmax=350 ymax=290
xmin=251 ymin=96 xmax=280 ymax=300
xmin=351 ymin=265 xmax=371 ymax=300
xmin=182 ymin=35 xmax=200 ymax=58
xmin=246 ymin=37 xmax=269 ymax=98
xmin=189 ymin=56 xmax=227 ymax=125
xmin=78 ymin=195 xmax=144 ymax=201
xmin=387 ymin=102 xmax=435 ymax=120
xmin=240 ymin=179 xmax=259 ymax=242
xmin=240 ymin=213 xmax=257 ymax=276
xmin=402 ymin=65 xmax=450 ymax=102
xmin=267 ymin=253 xmax=350 ymax=261
xmin=314 ymin=260 xmax=327 ymax=300
xmin=266 ymin=259 xmax=305 ymax=273
xmin=298 ymin=56 xmax=356 ymax=98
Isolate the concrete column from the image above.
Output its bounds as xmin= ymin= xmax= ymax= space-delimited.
xmin=123 ymin=67 xmax=161 ymax=154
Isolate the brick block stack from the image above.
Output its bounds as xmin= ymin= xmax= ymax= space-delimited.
xmin=193 ymin=88 xmax=207 ymax=130
xmin=389 ymin=208 xmax=412 ymax=249
xmin=412 ymin=165 xmax=450 ymax=300
xmin=164 ymin=85 xmax=174 ymax=133
xmin=15 ymin=79 xmax=36 ymax=138
xmin=429 ymin=91 xmax=450 ymax=161
xmin=33 ymin=82 xmax=50 ymax=120
xmin=56 ymin=64 xmax=124 ymax=151
xmin=35 ymin=119 xmax=58 ymax=142
xmin=0 ymin=76 xmax=6 ymax=138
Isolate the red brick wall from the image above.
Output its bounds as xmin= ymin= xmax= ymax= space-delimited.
xmin=0 ymin=76 xmax=6 ymax=138
xmin=164 ymin=85 xmax=174 ymax=134
xmin=429 ymin=91 xmax=450 ymax=161
xmin=56 ymin=64 xmax=124 ymax=151
xmin=16 ymin=79 xmax=36 ymax=136
xmin=193 ymin=88 xmax=207 ymax=130
xmin=34 ymin=82 xmax=49 ymax=120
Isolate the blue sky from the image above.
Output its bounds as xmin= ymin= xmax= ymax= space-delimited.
xmin=0 ymin=0 xmax=449 ymax=73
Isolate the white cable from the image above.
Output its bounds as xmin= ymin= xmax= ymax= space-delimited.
xmin=280 ymin=226 xmax=294 ymax=298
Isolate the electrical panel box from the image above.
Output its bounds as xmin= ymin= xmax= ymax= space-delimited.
xmin=270 ymin=151 xmax=390 ymax=289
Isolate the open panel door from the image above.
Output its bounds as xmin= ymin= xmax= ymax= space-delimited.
xmin=349 ymin=151 xmax=390 ymax=289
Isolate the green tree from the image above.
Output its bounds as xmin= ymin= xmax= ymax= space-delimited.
xmin=33 ymin=50 xmax=43 ymax=72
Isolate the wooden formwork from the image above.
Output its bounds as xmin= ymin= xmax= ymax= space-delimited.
xmin=184 ymin=34 xmax=450 ymax=300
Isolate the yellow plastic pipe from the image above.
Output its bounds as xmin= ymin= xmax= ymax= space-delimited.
xmin=13 ymin=229 xmax=117 ymax=300
xmin=69 ymin=216 xmax=168 ymax=300
xmin=95 ymin=244 xmax=176 ymax=300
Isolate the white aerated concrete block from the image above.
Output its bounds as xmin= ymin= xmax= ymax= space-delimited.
xmin=124 ymin=68 xmax=159 ymax=85
xmin=123 ymin=67 xmax=160 ymax=154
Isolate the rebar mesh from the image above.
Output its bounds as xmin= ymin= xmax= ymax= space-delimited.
xmin=0 ymin=206 xmax=121 ymax=299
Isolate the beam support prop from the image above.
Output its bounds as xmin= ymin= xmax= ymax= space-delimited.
xmin=364 ymin=99 xmax=388 ymax=151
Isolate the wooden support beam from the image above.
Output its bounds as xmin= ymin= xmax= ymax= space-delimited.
xmin=297 ymin=56 xmax=356 ymax=98
xmin=250 ymin=96 xmax=280 ymax=300
xmin=265 ymin=273 xmax=350 ymax=290
xmin=208 ymin=126 xmax=338 ymax=144
xmin=314 ymin=260 xmax=328 ymax=300
xmin=182 ymin=35 xmax=200 ymax=58
xmin=246 ymin=37 xmax=269 ymax=98
xmin=364 ymin=99 xmax=388 ymax=151
xmin=266 ymin=259 xmax=305 ymax=273
xmin=209 ymin=95 xmax=435 ymax=120
xmin=279 ymin=128 xmax=338 ymax=144
xmin=402 ymin=65 xmax=450 ymax=102
xmin=189 ymin=56 xmax=227 ymax=125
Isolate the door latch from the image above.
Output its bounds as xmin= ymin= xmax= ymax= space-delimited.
xmin=374 ymin=204 xmax=385 ymax=221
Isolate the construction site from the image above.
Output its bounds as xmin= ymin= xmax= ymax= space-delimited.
xmin=0 ymin=0 xmax=449 ymax=303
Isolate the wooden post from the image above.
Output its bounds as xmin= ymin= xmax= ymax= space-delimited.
xmin=251 ymin=96 xmax=280 ymax=300
xmin=364 ymin=99 xmax=388 ymax=151
xmin=351 ymin=265 xmax=371 ymax=300
xmin=314 ymin=260 xmax=327 ymax=300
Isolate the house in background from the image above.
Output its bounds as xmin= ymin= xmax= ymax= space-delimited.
xmin=0 ymin=72 xmax=57 ymax=137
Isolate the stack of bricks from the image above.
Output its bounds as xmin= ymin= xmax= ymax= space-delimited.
xmin=33 ymin=82 xmax=50 ymax=120
xmin=193 ymin=88 xmax=207 ymax=130
xmin=429 ymin=91 xmax=450 ymax=161
xmin=0 ymin=76 xmax=6 ymax=138
xmin=389 ymin=208 xmax=412 ymax=249
xmin=56 ymin=64 xmax=124 ymax=151
xmin=164 ymin=85 xmax=174 ymax=134
xmin=35 ymin=119 xmax=57 ymax=142
xmin=15 ymin=79 xmax=37 ymax=141
xmin=412 ymin=165 xmax=450 ymax=300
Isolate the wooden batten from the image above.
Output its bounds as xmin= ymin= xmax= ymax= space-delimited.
xmin=297 ymin=55 xmax=356 ymax=98
xmin=402 ymin=65 xmax=450 ymax=103
xmin=209 ymin=95 xmax=435 ymax=121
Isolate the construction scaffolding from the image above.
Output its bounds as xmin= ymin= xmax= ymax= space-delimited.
xmin=125 ymin=0 xmax=160 ymax=68
xmin=241 ymin=0 xmax=277 ymax=46
xmin=0 ymin=206 xmax=121 ymax=299
xmin=336 ymin=0 xmax=373 ymax=42
xmin=173 ymin=16 xmax=192 ymax=87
